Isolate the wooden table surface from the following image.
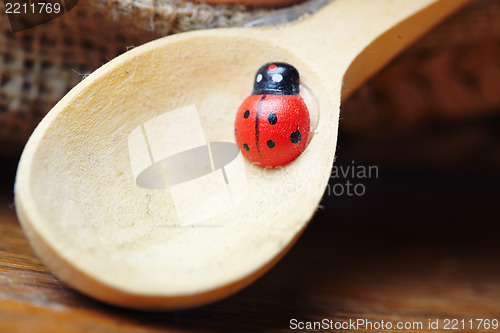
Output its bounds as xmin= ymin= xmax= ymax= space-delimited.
xmin=1 ymin=138 xmax=500 ymax=332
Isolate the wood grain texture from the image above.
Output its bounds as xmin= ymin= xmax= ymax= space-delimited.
xmin=2 ymin=151 xmax=500 ymax=331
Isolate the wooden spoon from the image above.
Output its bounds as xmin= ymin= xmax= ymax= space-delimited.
xmin=14 ymin=0 xmax=471 ymax=309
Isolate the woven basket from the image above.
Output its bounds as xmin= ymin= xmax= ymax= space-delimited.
xmin=1 ymin=0 xmax=500 ymax=158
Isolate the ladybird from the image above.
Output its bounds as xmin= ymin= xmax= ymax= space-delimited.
xmin=234 ymin=62 xmax=310 ymax=167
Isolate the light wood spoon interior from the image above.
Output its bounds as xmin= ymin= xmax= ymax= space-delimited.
xmin=14 ymin=0 xmax=471 ymax=309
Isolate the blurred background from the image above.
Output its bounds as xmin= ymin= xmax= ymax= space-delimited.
xmin=0 ymin=0 xmax=499 ymax=331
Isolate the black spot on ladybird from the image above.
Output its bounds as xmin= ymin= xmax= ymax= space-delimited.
xmin=234 ymin=128 xmax=237 ymax=135
xmin=244 ymin=110 xmax=250 ymax=118
xmin=268 ymin=112 xmax=277 ymax=125
xmin=290 ymin=127 xmax=301 ymax=144
xmin=243 ymin=143 xmax=249 ymax=151
xmin=267 ymin=140 xmax=275 ymax=148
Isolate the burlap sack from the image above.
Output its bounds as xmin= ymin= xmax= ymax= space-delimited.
xmin=1 ymin=0 xmax=499 ymax=157
xmin=0 ymin=1 xmax=157 ymax=156
xmin=0 ymin=0 xmax=323 ymax=156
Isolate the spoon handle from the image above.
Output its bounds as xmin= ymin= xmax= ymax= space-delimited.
xmin=277 ymin=0 xmax=473 ymax=97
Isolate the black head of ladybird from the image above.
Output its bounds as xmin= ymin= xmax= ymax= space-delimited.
xmin=252 ymin=62 xmax=300 ymax=96
xmin=236 ymin=62 xmax=310 ymax=167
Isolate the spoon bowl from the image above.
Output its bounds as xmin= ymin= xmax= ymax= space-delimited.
xmin=15 ymin=0 xmax=471 ymax=309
